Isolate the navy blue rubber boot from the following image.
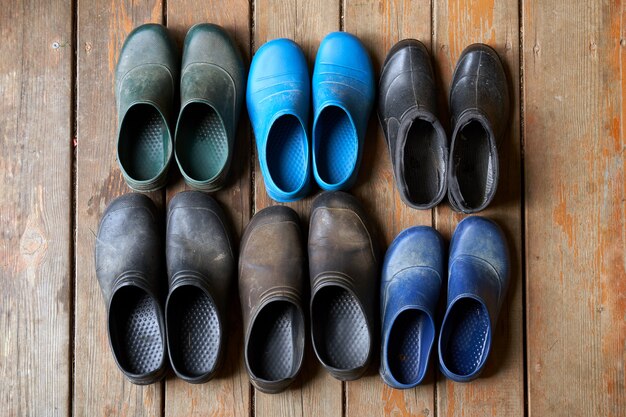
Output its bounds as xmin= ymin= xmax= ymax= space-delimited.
xmin=380 ymin=226 xmax=445 ymax=388
xmin=438 ymin=216 xmax=510 ymax=382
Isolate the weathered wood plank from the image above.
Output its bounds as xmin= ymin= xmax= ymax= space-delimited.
xmin=0 ymin=0 xmax=72 ymax=415
xmin=524 ymin=1 xmax=625 ymax=416
xmin=163 ymin=1 xmax=251 ymax=415
xmin=433 ymin=0 xmax=525 ymax=415
xmin=74 ymin=1 xmax=164 ymax=415
xmin=253 ymin=0 xmax=343 ymax=415
xmin=343 ymin=0 xmax=435 ymax=416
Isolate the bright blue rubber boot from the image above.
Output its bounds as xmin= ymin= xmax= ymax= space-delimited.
xmin=438 ymin=216 xmax=510 ymax=382
xmin=380 ymin=226 xmax=444 ymax=388
xmin=247 ymin=39 xmax=311 ymax=202
xmin=312 ymin=32 xmax=374 ymax=191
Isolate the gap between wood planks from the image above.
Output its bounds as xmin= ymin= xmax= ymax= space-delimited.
xmin=518 ymin=0 xmax=529 ymax=414
xmin=70 ymin=0 xmax=78 ymax=414
xmin=160 ymin=5 xmax=168 ymax=417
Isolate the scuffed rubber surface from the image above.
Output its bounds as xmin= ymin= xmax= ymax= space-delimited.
xmin=313 ymin=286 xmax=369 ymax=370
xmin=403 ymin=119 xmax=445 ymax=205
xmin=315 ymin=106 xmax=357 ymax=185
xmin=176 ymin=103 xmax=228 ymax=182
xmin=266 ymin=115 xmax=307 ymax=193
xmin=168 ymin=286 xmax=220 ymax=377
xmin=452 ymin=120 xmax=494 ymax=209
xmin=442 ymin=298 xmax=490 ymax=376
xmin=110 ymin=287 xmax=163 ymax=375
xmin=387 ymin=309 xmax=432 ymax=385
xmin=118 ymin=104 xmax=169 ymax=181
xmin=248 ymin=301 xmax=302 ymax=381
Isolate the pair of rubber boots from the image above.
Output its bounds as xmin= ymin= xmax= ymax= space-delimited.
xmin=248 ymin=33 xmax=375 ymax=202
xmin=239 ymin=191 xmax=379 ymax=392
xmin=381 ymin=217 xmax=510 ymax=388
xmin=116 ymin=23 xmax=245 ymax=192
xmin=95 ymin=192 xmax=235 ymax=384
xmin=378 ymin=40 xmax=510 ymax=213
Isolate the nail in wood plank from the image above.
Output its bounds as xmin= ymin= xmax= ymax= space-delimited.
xmin=0 ymin=0 xmax=73 ymax=415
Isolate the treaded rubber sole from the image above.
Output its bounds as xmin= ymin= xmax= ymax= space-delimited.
xmin=442 ymin=298 xmax=490 ymax=376
xmin=314 ymin=106 xmax=357 ymax=186
xmin=387 ymin=309 xmax=433 ymax=385
xmin=167 ymin=286 xmax=220 ymax=378
xmin=118 ymin=104 xmax=169 ymax=183
xmin=248 ymin=300 xmax=303 ymax=381
xmin=110 ymin=287 xmax=164 ymax=375
xmin=176 ymin=103 xmax=228 ymax=183
xmin=266 ymin=115 xmax=307 ymax=193
xmin=313 ymin=286 xmax=369 ymax=370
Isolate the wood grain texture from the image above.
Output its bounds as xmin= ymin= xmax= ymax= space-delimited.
xmin=74 ymin=1 xmax=165 ymax=415
xmin=253 ymin=1 xmax=343 ymax=416
xmin=433 ymin=0 xmax=525 ymax=416
xmin=523 ymin=1 xmax=625 ymax=416
xmin=163 ymin=1 xmax=251 ymax=415
xmin=343 ymin=0 xmax=435 ymax=416
xmin=0 ymin=0 xmax=72 ymax=415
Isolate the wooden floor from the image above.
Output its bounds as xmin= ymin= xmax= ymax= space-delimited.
xmin=1 ymin=0 xmax=624 ymax=416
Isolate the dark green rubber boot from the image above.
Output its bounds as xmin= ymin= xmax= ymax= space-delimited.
xmin=116 ymin=24 xmax=178 ymax=192
xmin=174 ymin=24 xmax=246 ymax=192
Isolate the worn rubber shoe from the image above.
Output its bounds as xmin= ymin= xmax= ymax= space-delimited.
xmin=312 ymin=32 xmax=375 ymax=191
xmin=380 ymin=226 xmax=444 ymax=388
xmin=239 ymin=206 xmax=306 ymax=393
xmin=115 ymin=24 xmax=178 ymax=192
xmin=378 ymin=40 xmax=448 ymax=209
xmin=309 ymin=191 xmax=379 ymax=380
xmin=247 ymin=39 xmax=311 ymax=202
xmin=448 ymin=44 xmax=510 ymax=213
xmin=438 ymin=216 xmax=510 ymax=382
xmin=174 ymin=24 xmax=246 ymax=191
xmin=95 ymin=193 xmax=167 ymax=384
xmin=165 ymin=191 xmax=235 ymax=383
